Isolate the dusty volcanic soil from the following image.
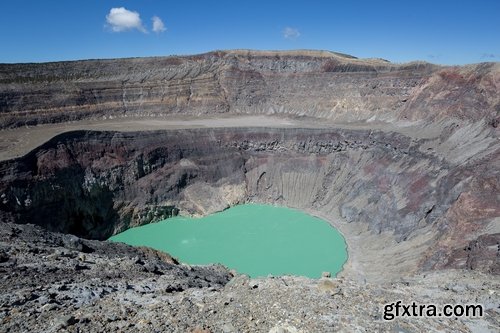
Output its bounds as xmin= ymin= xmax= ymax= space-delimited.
xmin=0 ymin=50 xmax=499 ymax=332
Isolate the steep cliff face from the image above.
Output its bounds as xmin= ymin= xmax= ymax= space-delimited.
xmin=1 ymin=128 xmax=498 ymax=281
xmin=0 ymin=50 xmax=498 ymax=282
xmin=1 ymin=50 xmax=498 ymax=128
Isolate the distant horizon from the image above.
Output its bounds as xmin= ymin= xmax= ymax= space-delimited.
xmin=1 ymin=0 xmax=498 ymax=65
xmin=1 ymin=48 xmax=498 ymax=66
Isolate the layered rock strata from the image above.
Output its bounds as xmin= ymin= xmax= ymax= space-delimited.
xmin=1 ymin=50 xmax=498 ymax=128
xmin=0 ymin=127 xmax=497 ymax=282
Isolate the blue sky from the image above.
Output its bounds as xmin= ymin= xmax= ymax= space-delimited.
xmin=0 ymin=0 xmax=499 ymax=64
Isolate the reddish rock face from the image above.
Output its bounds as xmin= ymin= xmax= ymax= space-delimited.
xmin=400 ymin=64 xmax=500 ymax=123
xmin=421 ymin=167 xmax=500 ymax=274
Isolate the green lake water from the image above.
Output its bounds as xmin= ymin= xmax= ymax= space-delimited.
xmin=109 ymin=204 xmax=347 ymax=278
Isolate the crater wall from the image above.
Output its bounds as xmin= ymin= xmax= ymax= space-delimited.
xmin=1 ymin=128 xmax=497 ymax=281
xmin=1 ymin=50 xmax=498 ymax=128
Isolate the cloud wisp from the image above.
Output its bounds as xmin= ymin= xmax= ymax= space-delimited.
xmin=283 ymin=27 xmax=300 ymax=40
xmin=106 ymin=7 xmax=147 ymax=33
xmin=152 ymin=16 xmax=166 ymax=33
xmin=427 ymin=54 xmax=442 ymax=60
xmin=481 ymin=53 xmax=498 ymax=59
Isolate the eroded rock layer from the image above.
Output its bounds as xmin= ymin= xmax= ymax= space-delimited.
xmin=1 ymin=50 xmax=499 ymax=128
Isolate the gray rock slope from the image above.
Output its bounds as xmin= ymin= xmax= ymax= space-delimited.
xmin=1 ymin=222 xmax=498 ymax=333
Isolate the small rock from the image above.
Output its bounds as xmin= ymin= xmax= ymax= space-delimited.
xmin=40 ymin=303 xmax=57 ymax=312
xmin=318 ymin=279 xmax=340 ymax=295
xmin=134 ymin=256 xmax=144 ymax=265
xmin=322 ymin=272 xmax=331 ymax=278
xmin=191 ymin=328 xmax=212 ymax=333
xmin=74 ymin=264 xmax=90 ymax=271
xmin=107 ymin=314 xmax=119 ymax=322
xmin=221 ymin=323 xmax=236 ymax=333
xmin=56 ymin=315 xmax=78 ymax=328
xmin=0 ymin=250 xmax=9 ymax=263
xmin=269 ymin=323 xmax=301 ymax=333
xmin=225 ymin=274 xmax=249 ymax=288
xmin=62 ymin=235 xmax=83 ymax=251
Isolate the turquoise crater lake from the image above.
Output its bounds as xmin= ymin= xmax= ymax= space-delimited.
xmin=110 ymin=204 xmax=347 ymax=278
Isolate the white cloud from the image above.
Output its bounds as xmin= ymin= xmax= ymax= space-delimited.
xmin=152 ymin=16 xmax=166 ymax=33
xmin=106 ymin=7 xmax=147 ymax=33
xmin=283 ymin=27 xmax=300 ymax=40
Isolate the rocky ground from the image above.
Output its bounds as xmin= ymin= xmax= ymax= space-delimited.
xmin=0 ymin=222 xmax=498 ymax=333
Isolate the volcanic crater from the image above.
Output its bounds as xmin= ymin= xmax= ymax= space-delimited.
xmin=0 ymin=50 xmax=498 ymax=332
